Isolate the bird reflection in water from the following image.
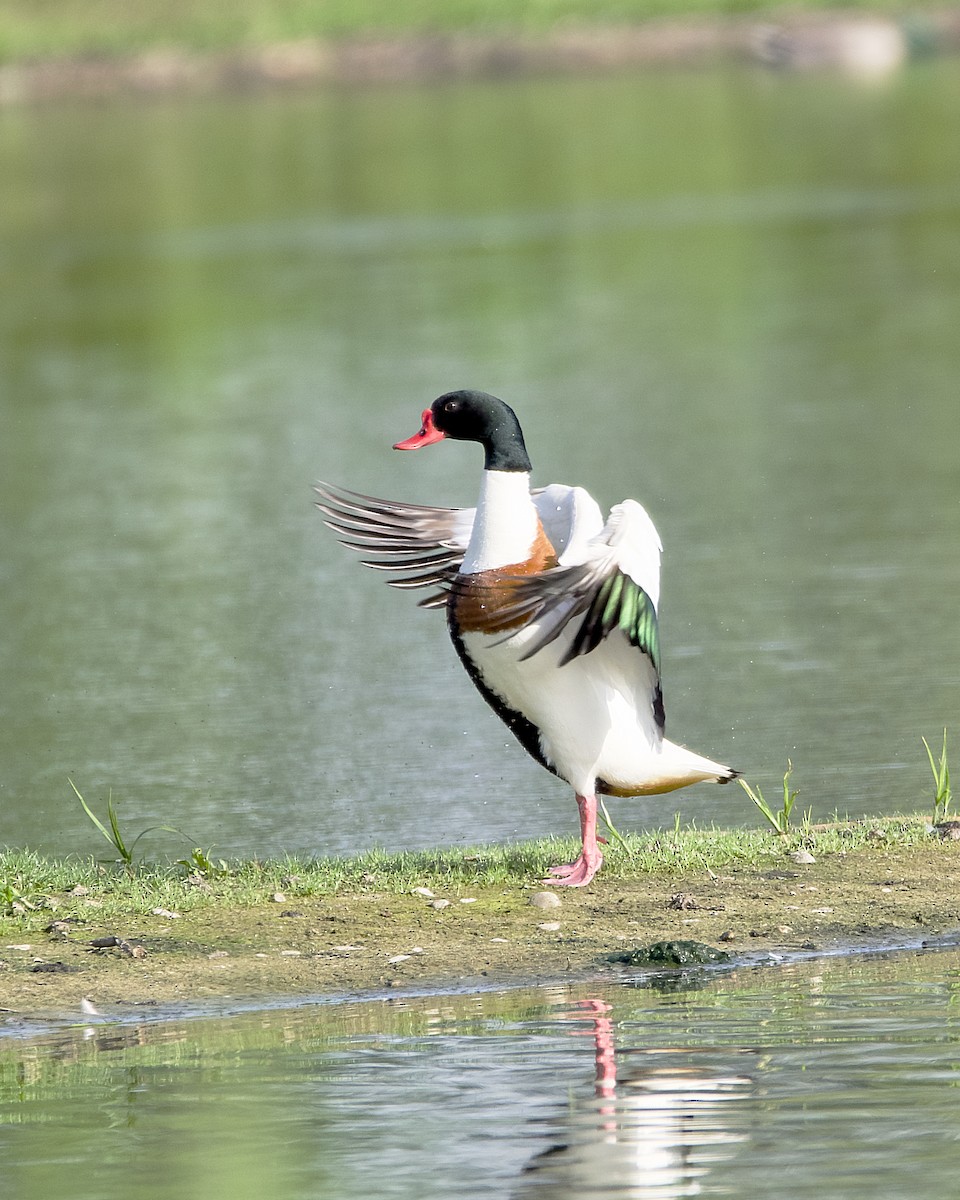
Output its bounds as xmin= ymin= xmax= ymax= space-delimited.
xmin=515 ymin=999 xmax=751 ymax=1198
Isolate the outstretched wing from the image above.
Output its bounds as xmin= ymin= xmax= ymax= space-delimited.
xmin=314 ymin=483 xmax=474 ymax=608
xmin=315 ymin=481 xmax=599 ymax=610
xmin=316 ymin=483 xmax=661 ymax=676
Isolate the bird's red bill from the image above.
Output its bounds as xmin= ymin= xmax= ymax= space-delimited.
xmin=393 ymin=408 xmax=446 ymax=450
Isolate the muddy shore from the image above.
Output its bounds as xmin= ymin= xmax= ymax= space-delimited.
xmin=3 ymin=837 xmax=958 ymax=1023
xmin=3 ymin=11 xmax=960 ymax=105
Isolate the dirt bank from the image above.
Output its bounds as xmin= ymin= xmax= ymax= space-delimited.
xmin=3 ymin=837 xmax=958 ymax=1021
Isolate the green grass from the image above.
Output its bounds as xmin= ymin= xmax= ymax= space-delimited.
xmin=922 ymin=728 xmax=952 ymax=824
xmin=0 ymin=815 xmax=934 ymax=935
xmin=0 ymin=0 xmax=951 ymax=65
xmin=738 ymin=761 xmax=800 ymax=836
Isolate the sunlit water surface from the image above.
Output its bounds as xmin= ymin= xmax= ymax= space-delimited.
xmin=3 ymin=945 xmax=960 ymax=1199
xmin=1 ymin=62 xmax=959 ymax=857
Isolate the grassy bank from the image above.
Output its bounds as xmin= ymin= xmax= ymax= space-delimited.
xmin=2 ymin=2 xmax=957 ymax=101
xmin=0 ymin=1 xmax=947 ymax=64
xmin=2 ymin=815 xmax=959 ymax=1019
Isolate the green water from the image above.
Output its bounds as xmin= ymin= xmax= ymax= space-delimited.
xmin=3 ymin=945 xmax=960 ymax=1198
xmin=1 ymin=64 xmax=959 ymax=860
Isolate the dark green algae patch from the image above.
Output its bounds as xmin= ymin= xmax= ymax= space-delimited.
xmin=2 ymin=822 xmax=960 ymax=1019
xmin=609 ymin=939 xmax=731 ymax=967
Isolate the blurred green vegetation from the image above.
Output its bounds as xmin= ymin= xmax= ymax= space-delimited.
xmin=0 ymin=0 xmax=951 ymax=64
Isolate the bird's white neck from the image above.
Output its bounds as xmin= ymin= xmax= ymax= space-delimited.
xmin=461 ymin=470 xmax=538 ymax=575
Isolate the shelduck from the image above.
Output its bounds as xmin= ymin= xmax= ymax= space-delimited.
xmin=316 ymin=389 xmax=737 ymax=887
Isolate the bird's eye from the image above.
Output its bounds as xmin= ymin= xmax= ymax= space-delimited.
xmin=444 ymin=399 xmax=460 ymax=413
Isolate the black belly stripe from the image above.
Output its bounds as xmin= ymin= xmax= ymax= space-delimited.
xmin=447 ymin=602 xmax=561 ymax=783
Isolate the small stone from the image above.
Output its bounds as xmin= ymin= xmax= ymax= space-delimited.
xmin=538 ymin=922 xmax=561 ymax=932
xmin=460 ymin=897 xmax=477 ymax=904
xmin=789 ymin=850 xmax=816 ymax=864
xmin=718 ymin=930 xmax=735 ymax=942
xmin=388 ymin=954 xmax=411 ymax=964
xmin=490 ymin=937 xmax=508 ymax=943
xmin=271 ymin=892 xmax=287 ymax=904
xmin=332 ymin=944 xmax=364 ymax=952
xmin=5 ymin=944 xmax=32 ymax=951
xmin=279 ymin=950 xmax=302 ymax=957
xmin=430 ymin=899 xmax=452 ymax=910
xmin=777 ymin=925 xmax=794 ymax=934
xmin=529 ymin=891 xmax=562 ymax=910
xmin=151 ymin=907 xmax=181 ymax=919
xmin=409 ymin=946 xmax=425 ymax=955
xmin=411 ymin=887 xmax=435 ymax=898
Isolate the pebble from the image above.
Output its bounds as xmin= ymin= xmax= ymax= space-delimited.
xmin=151 ymin=907 xmax=181 ymax=919
xmin=789 ymin=850 xmax=816 ymax=865
xmin=538 ymin=922 xmax=561 ymax=932
xmin=430 ymin=899 xmax=452 ymax=910
xmin=529 ymin=891 xmax=561 ymax=910
xmin=412 ymin=887 xmax=435 ymax=898
xmin=388 ymin=954 xmax=412 ymax=964
xmin=271 ymin=892 xmax=287 ymax=904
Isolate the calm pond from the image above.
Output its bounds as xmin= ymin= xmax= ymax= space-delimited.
xmin=3 ymin=944 xmax=960 ymax=1199
xmin=2 ymin=53 xmax=960 ymax=1200
xmin=2 ymin=60 xmax=959 ymax=860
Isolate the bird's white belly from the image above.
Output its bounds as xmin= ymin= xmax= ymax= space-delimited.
xmin=459 ymin=626 xmax=662 ymax=796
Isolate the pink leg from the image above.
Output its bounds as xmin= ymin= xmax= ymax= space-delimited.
xmin=546 ymin=793 xmax=603 ymax=887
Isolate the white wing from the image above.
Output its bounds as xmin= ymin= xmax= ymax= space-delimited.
xmin=472 ymin=498 xmax=663 ymax=672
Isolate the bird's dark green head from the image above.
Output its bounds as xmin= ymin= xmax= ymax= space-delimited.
xmin=394 ymin=389 xmax=532 ymax=472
